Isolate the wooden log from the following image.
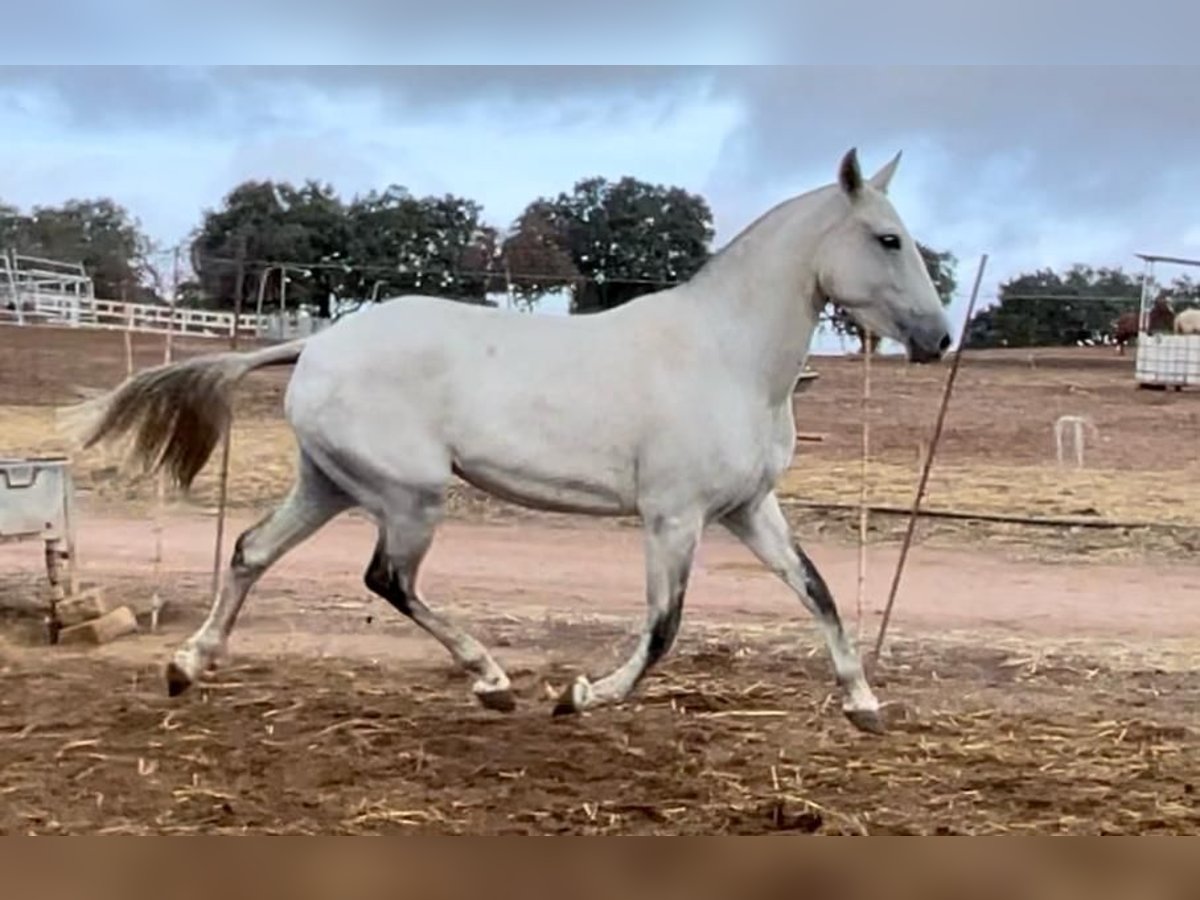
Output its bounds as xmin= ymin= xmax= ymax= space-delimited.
xmin=58 ymin=606 xmax=137 ymax=646
xmin=57 ymin=588 xmax=108 ymax=628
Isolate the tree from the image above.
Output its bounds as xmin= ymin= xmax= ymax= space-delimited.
xmin=0 ymin=203 xmax=21 ymax=249
xmin=192 ymin=181 xmax=498 ymax=317
xmin=964 ymin=306 xmax=1001 ymax=349
xmin=507 ymin=176 xmax=714 ymax=313
xmin=498 ymin=203 xmax=580 ymax=311
xmin=828 ymin=243 xmax=958 ymax=353
xmin=191 ymin=180 xmax=348 ymax=317
xmin=1168 ymin=274 xmax=1200 ymax=310
xmin=0 ymin=198 xmax=153 ymax=300
xmin=965 ymin=266 xmax=1142 ymax=348
xmin=174 ymin=278 xmax=207 ymax=309
xmin=344 ymin=187 xmax=499 ymax=306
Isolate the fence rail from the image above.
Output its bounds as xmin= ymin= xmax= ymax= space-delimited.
xmin=1 ymin=291 xmax=326 ymax=342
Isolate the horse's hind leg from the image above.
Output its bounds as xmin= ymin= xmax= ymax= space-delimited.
xmin=723 ymin=491 xmax=883 ymax=735
xmin=364 ymin=490 xmax=515 ymax=712
xmin=167 ymin=453 xmax=350 ymax=696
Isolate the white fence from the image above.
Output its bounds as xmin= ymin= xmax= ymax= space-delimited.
xmin=1 ymin=250 xmax=93 ymax=308
xmin=2 ymin=291 xmax=330 ymax=342
xmin=1135 ymin=332 xmax=1200 ymax=389
xmin=1133 ymin=253 xmax=1200 ymax=389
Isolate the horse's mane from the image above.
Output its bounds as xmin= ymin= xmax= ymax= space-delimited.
xmin=689 ymin=183 xmax=837 ymax=285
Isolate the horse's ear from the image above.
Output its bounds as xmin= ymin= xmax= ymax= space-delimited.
xmin=838 ymin=148 xmax=863 ymax=199
xmin=868 ymin=151 xmax=902 ymax=193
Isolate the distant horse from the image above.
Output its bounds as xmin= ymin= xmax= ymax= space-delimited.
xmin=1174 ymin=308 xmax=1200 ymax=335
xmin=67 ymin=149 xmax=950 ymax=735
xmin=1114 ymin=295 xmax=1175 ymax=354
xmin=1112 ymin=312 xmax=1138 ymax=353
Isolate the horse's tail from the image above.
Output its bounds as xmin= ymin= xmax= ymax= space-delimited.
xmin=60 ymin=339 xmax=308 ymax=490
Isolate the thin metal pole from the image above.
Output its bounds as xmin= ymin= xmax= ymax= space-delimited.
xmin=150 ymin=245 xmax=181 ymax=631
xmin=210 ymin=242 xmax=245 ymax=601
xmin=122 ymin=281 xmax=134 ymax=378
xmin=855 ymin=329 xmax=872 ymax=643
xmin=870 ymin=254 xmax=989 ymax=667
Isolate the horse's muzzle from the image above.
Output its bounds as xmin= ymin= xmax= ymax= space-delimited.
xmin=907 ymin=330 xmax=952 ymax=364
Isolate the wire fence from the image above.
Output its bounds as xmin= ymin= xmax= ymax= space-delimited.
xmin=192 ymin=253 xmax=686 ymax=289
xmin=18 ymin=241 xmax=1193 ymax=349
xmin=171 ymin=251 xmax=1172 ymax=307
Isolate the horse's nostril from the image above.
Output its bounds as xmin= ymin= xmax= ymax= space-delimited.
xmin=939 ymin=333 xmax=952 ymax=352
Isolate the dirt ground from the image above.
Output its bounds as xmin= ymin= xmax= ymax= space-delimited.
xmin=7 ymin=326 xmax=1200 ymax=472
xmin=1 ymin=325 xmax=1198 ymax=834
xmin=2 ymin=513 xmax=1198 ymax=836
xmin=7 ymin=326 xmax=1200 ymax=552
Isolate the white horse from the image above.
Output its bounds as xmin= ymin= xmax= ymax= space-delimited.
xmin=72 ymin=148 xmax=950 ymax=734
xmin=1174 ymin=308 xmax=1200 ymax=334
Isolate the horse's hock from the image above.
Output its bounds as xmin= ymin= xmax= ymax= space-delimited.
xmin=0 ymin=456 xmax=137 ymax=645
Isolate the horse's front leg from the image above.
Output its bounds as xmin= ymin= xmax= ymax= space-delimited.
xmin=723 ymin=491 xmax=884 ymax=734
xmin=552 ymin=511 xmax=701 ymax=715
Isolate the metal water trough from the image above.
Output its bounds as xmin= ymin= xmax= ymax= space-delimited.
xmin=0 ymin=456 xmax=77 ymax=641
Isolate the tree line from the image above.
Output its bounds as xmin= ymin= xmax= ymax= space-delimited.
xmin=1 ymin=198 xmax=153 ymax=302
xmin=966 ymin=266 xmax=1200 ymax=349
xmin=12 ymin=174 xmax=1183 ymax=351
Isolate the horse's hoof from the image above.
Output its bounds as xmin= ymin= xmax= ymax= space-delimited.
xmin=165 ymin=661 xmax=193 ymax=697
xmin=844 ymin=706 xmax=886 ymax=735
xmin=551 ymin=675 xmax=592 ymax=717
xmin=475 ymin=688 xmax=517 ymax=713
xmin=551 ymin=685 xmax=579 ymax=717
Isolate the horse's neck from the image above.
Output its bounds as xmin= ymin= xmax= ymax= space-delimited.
xmin=689 ymin=192 xmax=834 ymax=406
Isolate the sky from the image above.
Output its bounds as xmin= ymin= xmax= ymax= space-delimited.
xmin=2 ymin=64 xmax=1199 ymax=351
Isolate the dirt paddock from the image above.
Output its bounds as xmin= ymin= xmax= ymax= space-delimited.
xmin=1 ymin=635 xmax=1196 ymax=836
xmin=1 ymin=325 xmax=1198 ymax=834
xmin=2 ymin=515 xmax=1197 ymax=835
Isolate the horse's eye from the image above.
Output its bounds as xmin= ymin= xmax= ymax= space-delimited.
xmin=877 ymin=234 xmax=902 ymax=251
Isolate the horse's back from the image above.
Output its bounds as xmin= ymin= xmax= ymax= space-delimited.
xmin=320 ymin=293 xmax=632 ymax=354
xmin=282 ymin=293 xmax=689 ymax=514
xmin=1175 ymin=308 xmax=1200 ymax=333
xmin=284 ymin=292 xmax=674 ymax=448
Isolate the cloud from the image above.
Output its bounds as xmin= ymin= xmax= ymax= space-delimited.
xmin=0 ymin=66 xmax=717 ymax=129
xmin=6 ymin=0 xmax=1196 ymax=65
xmin=11 ymin=65 xmax=1197 ymax=224
xmin=3 ymin=2 xmax=767 ymax=65
xmin=710 ymin=67 xmax=1200 ymax=211
xmin=760 ymin=1 xmax=1198 ymax=64
xmin=0 ymin=67 xmax=739 ymax=247
xmin=2 ymin=64 xmax=1199 ymax=323
xmin=694 ymin=68 xmax=1200 ymax=301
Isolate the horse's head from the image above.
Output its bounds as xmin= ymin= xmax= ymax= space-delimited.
xmin=1149 ymin=292 xmax=1177 ymax=332
xmin=817 ymin=148 xmax=951 ymax=363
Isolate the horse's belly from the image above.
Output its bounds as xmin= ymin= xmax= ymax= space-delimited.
xmin=452 ymin=457 xmax=636 ymax=516
xmin=446 ymin=375 xmax=643 ymax=516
